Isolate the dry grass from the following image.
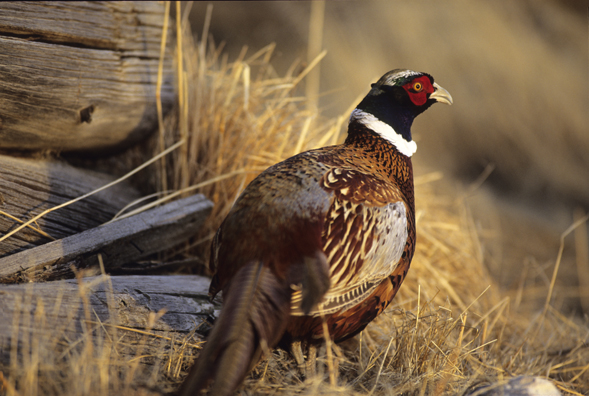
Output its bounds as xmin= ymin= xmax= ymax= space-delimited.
xmin=155 ymin=26 xmax=341 ymax=260
xmin=2 ymin=6 xmax=588 ymax=396
xmin=0 ymin=268 xmax=203 ymax=396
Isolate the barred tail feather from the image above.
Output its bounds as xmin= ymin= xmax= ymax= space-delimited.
xmin=180 ymin=261 xmax=291 ymax=396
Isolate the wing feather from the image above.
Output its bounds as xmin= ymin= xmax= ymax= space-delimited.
xmin=291 ymin=167 xmax=408 ymax=316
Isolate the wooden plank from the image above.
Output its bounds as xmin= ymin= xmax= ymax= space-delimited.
xmin=0 ymin=1 xmax=175 ymax=152
xmin=0 ymin=194 xmax=213 ymax=283
xmin=0 ymin=154 xmax=142 ymax=257
xmin=0 ymin=275 xmax=219 ymax=365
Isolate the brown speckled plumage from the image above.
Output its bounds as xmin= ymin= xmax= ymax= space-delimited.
xmin=283 ymin=126 xmax=416 ymax=343
xmin=180 ymin=69 xmax=452 ymax=396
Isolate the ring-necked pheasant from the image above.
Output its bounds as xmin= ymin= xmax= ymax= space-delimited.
xmin=180 ymin=69 xmax=452 ymax=395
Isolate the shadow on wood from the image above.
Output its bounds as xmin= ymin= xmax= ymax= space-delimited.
xmin=0 ymin=154 xmax=142 ymax=257
xmin=0 ymin=194 xmax=213 ymax=283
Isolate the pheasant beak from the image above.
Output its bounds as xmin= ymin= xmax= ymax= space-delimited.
xmin=430 ymin=83 xmax=453 ymax=105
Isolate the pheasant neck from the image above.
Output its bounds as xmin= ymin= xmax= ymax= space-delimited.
xmin=344 ymin=121 xmax=415 ymax=210
xmin=348 ymin=108 xmax=417 ymax=157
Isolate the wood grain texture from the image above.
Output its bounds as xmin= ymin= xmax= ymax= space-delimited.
xmin=0 ymin=194 xmax=213 ymax=282
xmin=0 ymin=1 xmax=175 ymax=152
xmin=0 ymin=2 xmax=170 ymax=53
xmin=0 ymin=154 xmax=142 ymax=257
xmin=0 ymin=275 xmax=219 ymax=365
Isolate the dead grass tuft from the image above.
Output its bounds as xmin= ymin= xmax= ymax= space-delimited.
xmin=149 ymin=8 xmax=343 ymax=263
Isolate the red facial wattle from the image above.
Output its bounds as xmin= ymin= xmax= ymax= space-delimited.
xmin=402 ymin=76 xmax=435 ymax=106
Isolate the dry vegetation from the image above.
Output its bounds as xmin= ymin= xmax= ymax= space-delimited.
xmin=1 ymin=5 xmax=588 ymax=396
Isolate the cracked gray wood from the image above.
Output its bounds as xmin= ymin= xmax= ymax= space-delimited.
xmin=0 ymin=194 xmax=213 ymax=282
xmin=0 ymin=1 xmax=175 ymax=152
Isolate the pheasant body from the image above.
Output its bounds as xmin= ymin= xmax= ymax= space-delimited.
xmin=181 ymin=69 xmax=452 ymax=395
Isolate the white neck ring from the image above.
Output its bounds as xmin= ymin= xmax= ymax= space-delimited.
xmin=349 ymin=108 xmax=417 ymax=157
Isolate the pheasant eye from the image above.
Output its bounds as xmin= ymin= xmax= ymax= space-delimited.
xmin=413 ymin=82 xmax=423 ymax=92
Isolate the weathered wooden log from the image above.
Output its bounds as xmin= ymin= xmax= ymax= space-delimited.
xmin=0 ymin=154 xmax=141 ymax=257
xmin=0 ymin=1 xmax=175 ymax=152
xmin=0 ymin=275 xmax=219 ymax=366
xmin=0 ymin=194 xmax=214 ymax=283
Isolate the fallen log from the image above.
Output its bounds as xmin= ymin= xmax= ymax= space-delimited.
xmin=0 ymin=194 xmax=213 ymax=283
